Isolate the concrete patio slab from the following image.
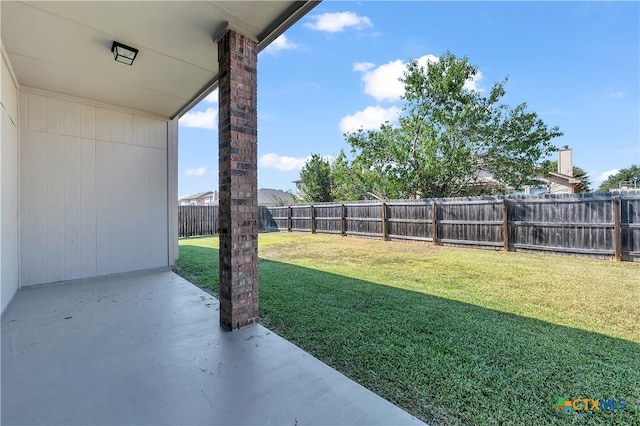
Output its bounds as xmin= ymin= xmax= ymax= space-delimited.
xmin=1 ymin=270 xmax=424 ymax=425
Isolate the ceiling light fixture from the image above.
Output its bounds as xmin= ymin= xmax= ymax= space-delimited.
xmin=111 ymin=41 xmax=138 ymax=66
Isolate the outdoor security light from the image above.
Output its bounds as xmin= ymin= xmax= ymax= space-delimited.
xmin=111 ymin=41 xmax=138 ymax=65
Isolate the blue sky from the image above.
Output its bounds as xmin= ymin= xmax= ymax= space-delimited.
xmin=178 ymin=1 xmax=639 ymax=197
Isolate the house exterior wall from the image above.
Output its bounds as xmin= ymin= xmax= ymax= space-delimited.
xmin=180 ymin=196 xmax=216 ymax=206
xmin=1 ymin=43 xmax=20 ymax=314
xmin=18 ymin=88 xmax=169 ymax=286
xmin=548 ymin=179 xmax=575 ymax=194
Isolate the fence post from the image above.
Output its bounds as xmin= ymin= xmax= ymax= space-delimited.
xmin=381 ymin=202 xmax=387 ymax=241
xmin=194 ymin=206 xmax=198 ymax=236
xmin=502 ymin=199 xmax=509 ymax=251
xmin=288 ymin=206 xmax=292 ymax=232
xmin=187 ymin=206 xmax=191 ymax=237
xmin=311 ymin=205 xmax=315 ymax=234
xmin=431 ymin=201 xmax=437 ymax=245
xmin=613 ymin=196 xmax=621 ymax=261
xmin=341 ymin=204 xmax=346 ymax=237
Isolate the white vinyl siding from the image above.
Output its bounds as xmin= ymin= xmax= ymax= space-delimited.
xmin=19 ymin=89 xmax=169 ymax=286
xmin=1 ymin=49 xmax=20 ymax=313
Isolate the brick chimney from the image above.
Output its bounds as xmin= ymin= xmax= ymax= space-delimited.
xmin=557 ymin=145 xmax=573 ymax=177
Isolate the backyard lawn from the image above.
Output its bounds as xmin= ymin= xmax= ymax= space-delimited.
xmin=176 ymin=232 xmax=639 ymax=425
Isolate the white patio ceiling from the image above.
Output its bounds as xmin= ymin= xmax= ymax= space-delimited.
xmin=1 ymin=1 xmax=317 ymax=118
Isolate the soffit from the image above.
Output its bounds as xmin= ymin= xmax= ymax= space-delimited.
xmin=1 ymin=1 xmax=317 ymax=118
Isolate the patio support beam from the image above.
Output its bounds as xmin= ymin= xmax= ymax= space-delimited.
xmin=217 ymin=28 xmax=259 ymax=330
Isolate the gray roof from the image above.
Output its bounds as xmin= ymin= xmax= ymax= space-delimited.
xmin=258 ymin=189 xmax=294 ymax=206
xmin=180 ymin=191 xmax=214 ymax=201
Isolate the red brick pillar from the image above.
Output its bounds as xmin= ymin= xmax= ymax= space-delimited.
xmin=217 ymin=29 xmax=259 ymax=330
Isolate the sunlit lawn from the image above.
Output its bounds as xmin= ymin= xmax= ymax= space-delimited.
xmin=177 ymin=232 xmax=639 ymax=425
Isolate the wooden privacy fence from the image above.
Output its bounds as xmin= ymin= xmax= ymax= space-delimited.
xmin=178 ymin=193 xmax=640 ymax=261
xmin=178 ymin=205 xmax=276 ymax=237
xmin=178 ymin=205 xmax=219 ymax=237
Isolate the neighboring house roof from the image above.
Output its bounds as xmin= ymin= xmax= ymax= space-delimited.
xmin=467 ymin=167 xmax=580 ymax=195
xmin=180 ymin=191 xmax=214 ymax=201
xmin=474 ymin=168 xmax=502 ymax=185
xmin=258 ymin=188 xmax=294 ymax=206
xmin=180 ymin=189 xmax=293 ymax=205
xmin=547 ymin=172 xmax=582 ymax=184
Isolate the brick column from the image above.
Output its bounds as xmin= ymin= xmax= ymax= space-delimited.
xmin=217 ymin=29 xmax=258 ymax=330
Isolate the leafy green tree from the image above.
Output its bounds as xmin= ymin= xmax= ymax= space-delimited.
xmin=598 ymin=164 xmax=640 ymax=192
xmin=299 ymin=154 xmax=334 ymax=202
xmin=329 ymin=151 xmax=359 ymax=201
xmin=330 ymin=151 xmax=384 ymax=201
xmin=345 ymin=51 xmax=563 ymax=199
xmin=539 ymin=160 xmax=591 ymax=193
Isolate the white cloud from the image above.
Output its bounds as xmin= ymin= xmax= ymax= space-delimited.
xmin=263 ymin=35 xmax=299 ymax=55
xmin=354 ymin=54 xmax=486 ymax=102
xmin=185 ymin=167 xmax=206 ymax=176
xmin=305 ymin=12 xmax=373 ymax=33
xmin=180 ymin=89 xmax=218 ymax=129
xmin=204 ymin=88 xmax=218 ymax=103
xmin=179 ymin=108 xmax=218 ymax=130
xmin=354 ymin=54 xmax=439 ymax=102
xmin=604 ymin=91 xmax=625 ymax=99
xmin=414 ymin=55 xmax=440 ymax=71
xmin=353 ymin=62 xmax=374 ymax=72
xmin=589 ymin=168 xmax=619 ymax=188
xmin=464 ymin=70 xmax=484 ymax=92
xmin=358 ymin=59 xmax=406 ymax=102
xmin=259 ymin=153 xmax=337 ymax=171
xmin=596 ymin=169 xmax=619 ymax=183
xmin=259 ymin=153 xmax=309 ymax=171
xmin=339 ymin=105 xmax=401 ymax=133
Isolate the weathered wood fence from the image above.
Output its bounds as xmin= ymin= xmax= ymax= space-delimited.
xmin=178 ymin=205 xmax=274 ymax=238
xmin=179 ymin=193 xmax=640 ymax=261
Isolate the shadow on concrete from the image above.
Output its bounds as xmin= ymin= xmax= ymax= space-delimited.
xmin=177 ymin=243 xmax=640 ymax=425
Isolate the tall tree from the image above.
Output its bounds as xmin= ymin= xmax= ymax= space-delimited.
xmin=330 ymin=150 xmax=384 ymax=201
xmin=598 ymin=164 xmax=640 ymax=192
xmin=330 ymin=151 xmax=361 ymax=201
xmin=539 ymin=160 xmax=591 ymax=193
xmin=345 ymin=52 xmax=563 ymax=199
xmin=298 ymin=154 xmax=334 ymax=202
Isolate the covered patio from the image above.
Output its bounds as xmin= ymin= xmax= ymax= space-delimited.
xmin=2 ymin=270 xmax=423 ymax=425
xmin=1 ymin=0 xmax=308 ymax=328
xmin=1 ymin=1 xmax=423 ymax=424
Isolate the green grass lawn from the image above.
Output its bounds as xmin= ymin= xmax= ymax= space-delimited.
xmin=176 ymin=232 xmax=640 ymax=425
